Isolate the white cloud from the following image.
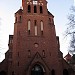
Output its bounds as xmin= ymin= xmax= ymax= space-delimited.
xmin=74 ymin=0 xmax=75 ymax=6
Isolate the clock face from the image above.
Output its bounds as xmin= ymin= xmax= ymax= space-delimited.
xmin=33 ymin=1 xmax=37 ymax=5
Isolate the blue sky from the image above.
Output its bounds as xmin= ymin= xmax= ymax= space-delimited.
xmin=0 ymin=0 xmax=74 ymax=62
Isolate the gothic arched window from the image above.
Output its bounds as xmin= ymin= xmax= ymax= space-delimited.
xmin=41 ymin=21 xmax=44 ymax=35
xmin=20 ymin=16 xmax=22 ymax=22
xmin=28 ymin=20 xmax=31 ymax=35
xmin=34 ymin=5 xmax=37 ymax=13
xmin=34 ymin=20 xmax=37 ymax=36
xmin=40 ymin=6 xmax=43 ymax=13
xmin=15 ymin=17 xmax=17 ymax=23
xmin=35 ymin=25 xmax=37 ymax=36
xmin=28 ymin=5 xmax=31 ymax=13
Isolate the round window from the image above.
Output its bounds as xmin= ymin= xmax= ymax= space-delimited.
xmin=34 ymin=43 xmax=38 ymax=47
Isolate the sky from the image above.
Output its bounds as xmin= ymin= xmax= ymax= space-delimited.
xmin=0 ymin=0 xmax=74 ymax=62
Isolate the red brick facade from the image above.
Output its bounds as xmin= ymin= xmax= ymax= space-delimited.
xmin=0 ymin=0 xmax=74 ymax=75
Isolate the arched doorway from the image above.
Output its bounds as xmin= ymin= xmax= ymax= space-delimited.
xmin=0 ymin=71 xmax=6 ymax=75
xmin=63 ymin=69 xmax=69 ymax=75
xmin=31 ymin=64 xmax=44 ymax=75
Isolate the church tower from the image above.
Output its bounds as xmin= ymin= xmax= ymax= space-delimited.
xmin=0 ymin=0 xmax=75 ymax=75
xmin=11 ymin=0 xmax=62 ymax=75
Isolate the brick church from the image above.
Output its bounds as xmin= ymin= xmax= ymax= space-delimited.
xmin=0 ymin=0 xmax=75 ymax=75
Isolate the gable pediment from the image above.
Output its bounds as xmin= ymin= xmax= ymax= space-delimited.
xmin=25 ymin=52 xmax=50 ymax=72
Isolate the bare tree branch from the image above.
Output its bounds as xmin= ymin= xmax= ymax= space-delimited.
xmin=65 ymin=6 xmax=75 ymax=55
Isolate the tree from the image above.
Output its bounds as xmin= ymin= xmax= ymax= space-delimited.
xmin=66 ymin=6 xmax=75 ymax=55
xmin=69 ymin=33 xmax=75 ymax=54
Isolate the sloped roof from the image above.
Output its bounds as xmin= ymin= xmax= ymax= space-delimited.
xmin=64 ymin=52 xmax=72 ymax=61
xmin=64 ymin=53 xmax=72 ymax=59
xmin=15 ymin=9 xmax=23 ymax=14
xmin=48 ymin=10 xmax=54 ymax=17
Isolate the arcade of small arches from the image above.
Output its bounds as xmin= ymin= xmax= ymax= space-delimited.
xmin=27 ymin=4 xmax=43 ymax=13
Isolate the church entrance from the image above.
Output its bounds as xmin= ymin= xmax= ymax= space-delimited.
xmin=31 ymin=64 xmax=44 ymax=75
